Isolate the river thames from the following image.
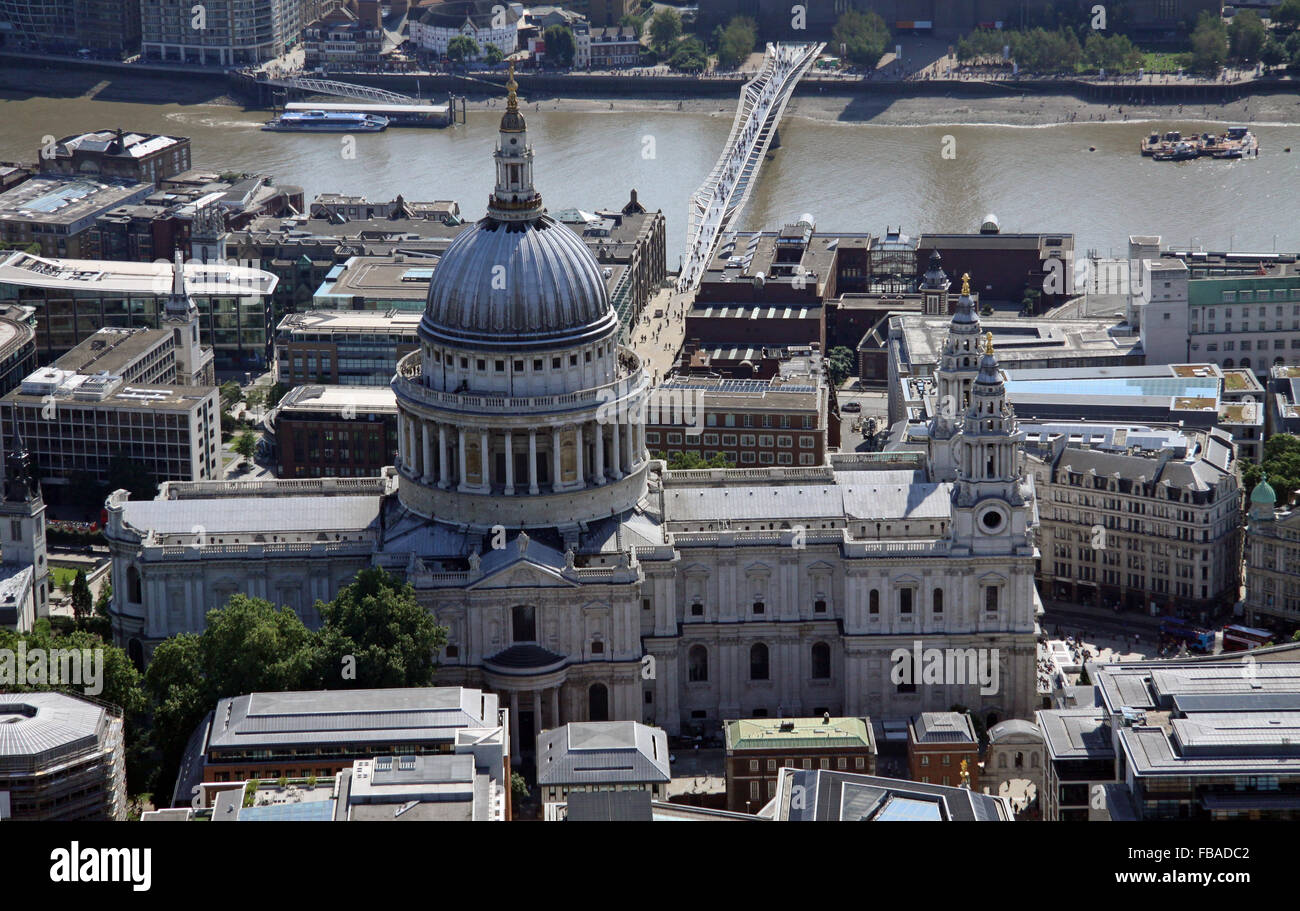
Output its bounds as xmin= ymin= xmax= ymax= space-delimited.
xmin=2 ymin=95 xmax=1298 ymax=263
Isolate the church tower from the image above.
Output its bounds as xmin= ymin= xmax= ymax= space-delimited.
xmin=928 ymin=273 xmax=983 ymax=481
xmin=921 ymin=249 xmax=950 ymax=316
xmin=163 ymin=250 xmax=214 ymax=386
xmin=0 ymin=430 xmax=49 ymax=619
xmin=949 ymin=333 xmax=1033 ymax=557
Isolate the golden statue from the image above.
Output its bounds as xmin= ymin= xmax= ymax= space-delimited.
xmin=985 ymin=331 xmax=994 ymax=356
xmin=959 ymin=758 xmax=971 ymax=787
xmin=961 ymin=272 xmax=971 ymax=296
xmin=506 ymin=61 xmax=518 ymax=111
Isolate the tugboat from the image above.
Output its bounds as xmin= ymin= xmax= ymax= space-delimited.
xmin=262 ymin=110 xmax=389 ymax=132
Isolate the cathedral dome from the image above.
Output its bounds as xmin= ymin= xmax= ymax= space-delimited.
xmin=418 ymin=63 xmax=618 ymax=351
xmin=420 ymin=214 xmax=618 ymax=349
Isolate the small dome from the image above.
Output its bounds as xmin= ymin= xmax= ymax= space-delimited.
xmin=420 ymin=214 xmax=618 ymax=349
xmin=1251 ymin=478 xmax=1277 ymax=504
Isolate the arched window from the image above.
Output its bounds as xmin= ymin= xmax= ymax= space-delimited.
xmin=588 ymin=683 xmax=608 ymax=721
xmin=127 ymin=565 xmax=142 ymax=603
xmin=688 ymin=644 xmax=708 ymax=682
xmin=511 ymin=605 xmax=536 ymax=642
xmin=932 ymin=588 xmax=943 ymax=613
xmin=811 ymin=642 xmax=830 ymax=679
xmin=869 ymin=589 xmax=880 ymax=614
xmin=1241 ymin=357 xmax=1252 ymax=369
xmin=1224 ymin=358 xmax=1234 ymax=368
xmin=749 ymin=643 xmax=769 ymax=680
xmin=1031 ymin=753 xmax=1040 ymax=768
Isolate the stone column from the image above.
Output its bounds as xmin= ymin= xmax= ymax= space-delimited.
xmin=480 ymin=429 xmax=490 ymax=490
xmin=550 ymin=686 xmax=560 ymax=729
xmin=509 ymin=690 xmax=520 ymax=763
xmin=438 ymin=424 xmax=450 ymax=488
xmin=611 ymin=420 xmax=622 ymax=477
xmin=533 ymin=690 xmax=543 ymax=741
xmin=458 ymin=428 xmax=468 ymax=492
xmin=528 ymin=429 xmax=539 ymax=495
xmin=594 ymin=422 xmax=606 ymax=484
xmin=421 ymin=422 xmax=433 ymax=483
xmin=396 ymin=414 xmax=407 ymax=470
xmin=574 ymin=423 xmax=584 ymax=486
xmin=504 ymin=430 xmax=515 ymax=495
xmin=552 ymin=427 xmax=561 ymax=489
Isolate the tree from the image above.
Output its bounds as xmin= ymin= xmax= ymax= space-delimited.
xmin=831 ymin=9 xmax=890 ymax=69
xmin=219 ymin=381 xmax=244 ymax=411
xmin=1190 ymin=11 xmax=1229 ymax=74
xmin=717 ymin=16 xmax=757 ymax=69
xmin=1243 ymin=434 xmax=1300 ymax=505
xmin=511 ymin=770 xmax=529 ymax=801
xmin=1229 ymin=9 xmax=1267 ymax=63
xmin=1084 ymin=32 xmax=1142 ymax=72
xmin=1288 ymin=30 xmax=1300 ymax=66
xmin=265 ymin=382 xmax=289 ymax=409
xmin=447 ymin=34 xmax=480 ymax=64
xmin=233 ymin=431 xmax=258 ymax=466
xmin=543 ymin=24 xmax=575 ymax=67
xmin=668 ymin=36 xmax=708 ymax=72
xmin=827 ymin=346 xmax=856 ymax=386
xmin=665 ymin=451 xmax=733 ymax=470
xmin=483 ymin=43 xmax=504 ymax=66
xmin=620 ymin=12 xmax=645 ymax=38
xmin=71 ymin=569 xmax=92 ymax=623
xmin=648 ymin=7 xmax=682 ymax=52
xmin=0 ymin=623 xmax=145 ymax=716
xmin=1262 ymin=37 xmax=1287 ymax=68
xmin=311 ymin=567 xmax=448 ymax=689
xmin=1275 ymin=0 xmax=1300 ymax=29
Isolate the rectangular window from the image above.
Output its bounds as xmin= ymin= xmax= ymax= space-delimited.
xmin=900 ymin=588 xmax=913 ymax=613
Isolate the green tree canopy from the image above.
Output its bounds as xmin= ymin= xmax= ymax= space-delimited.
xmin=717 ymin=16 xmax=757 ymax=69
xmin=1084 ymin=32 xmax=1142 ymax=72
xmin=0 ymin=622 xmax=145 ymax=716
xmin=831 ymin=9 xmax=890 ymax=69
xmin=233 ymin=431 xmax=258 ymax=464
xmin=648 ymin=7 xmax=682 ymax=52
xmin=71 ymin=569 xmax=92 ymax=623
xmin=544 ymin=24 xmax=575 ymax=66
xmin=668 ymin=36 xmax=708 ymax=72
xmin=827 ymin=345 xmax=857 ymax=386
xmin=1275 ymin=0 xmax=1300 ymax=29
xmin=1243 ymin=434 xmax=1300 ymax=506
xmin=219 ymin=381 xmax=243 ymax=410
xmin=311 ymin=567 xmax=448 ymax=689
xmin=662 ymin=451 xmax=733 ymax=470
xmin=483 ymin=43 xmax=504 ymax=65
xmin=1190 ymin=10 xmax=1229 ymax=73
xmin=1229 ymin=9 xmax=1267 ymax=62
xmin=447 ymin=34 xmax=480 ymax=63
xmin=620 ymin=12 xmax=645 ymax=38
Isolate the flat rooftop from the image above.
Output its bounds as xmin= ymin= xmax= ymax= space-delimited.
xmin=896 ymin=316 xmax=1140 ymax=370
xmin=725 ymin=717 xmax=873 ymax=751
xmin=276 ymin=308 xmax=424 ymax=337
xmin=0 ymin=251 xmax=276 ymax=296
xmin=277 ymin=384 xmax=397 ymax=415
xmin=0 ymin=175 xmax=153 ymax=226
xmin=317 ymin=256 xmax=440 ymax=302
xmin=1036 ymin=708 xmax=1114 ymax=761
xmin=53 ymin=327 xmax=171 ymax=376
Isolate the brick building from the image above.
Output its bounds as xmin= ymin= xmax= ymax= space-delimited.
xmin=724 ymin=716 xmax=876 ymax=813
xmin=907 ymin=711 xmax=981 ymax=790
xmin=272 ymin=384 xmax=398 ymax=478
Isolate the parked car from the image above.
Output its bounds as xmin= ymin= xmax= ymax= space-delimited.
xmin=841 ymin=401 xmax=862 ymax=412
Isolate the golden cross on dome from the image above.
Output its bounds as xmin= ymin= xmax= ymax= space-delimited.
xmin=985 ymin=332 xmax=994 ymax=356
xmin=506 ymin=61 xmax=518 ymax=111
xmin=961 ymin=272 xmax=971 ymax=295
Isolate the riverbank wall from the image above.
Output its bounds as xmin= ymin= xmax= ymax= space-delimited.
xmin=2 ymin=51 xmax=1295 ymax=109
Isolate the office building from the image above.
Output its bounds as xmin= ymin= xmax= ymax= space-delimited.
xmin=0 ymin=175 xmax=154 ymax=259
xmin=141 ymin=0 xmax=315 ymax=65
xmin=271 ymin=384 xmax=398 ymax=478
xmin=1244 ymin=474 xmax=1300 ymax=631
xmin=171 ymin=686 xmax=506 ymax=807
xmin=0 ymin=367 xmax=220 ymax=496
xmin=1025 ymin=424 xmax=1241 ymax=615
xmin=0 ymin=251 xmax=276 ymax=369
xmin=0 ymin=0 xmax=140 ymax=57
xmin=763 ymin=766 xmax=1013 ymax=820
xmin=0 ymin=693 xmax=127 ymax=821
xmin=1035 ymin=708 xmax=1116 ymax=821
xmin=274 ymin=309 xmax=422 ymax=386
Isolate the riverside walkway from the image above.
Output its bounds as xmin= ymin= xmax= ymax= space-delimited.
xmin=676 ymin=42 xmax=824 ymax=295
